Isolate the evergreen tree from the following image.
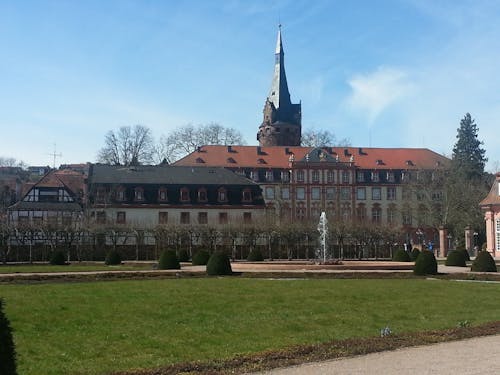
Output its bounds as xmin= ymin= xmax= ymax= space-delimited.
xmin=452 ymin=113 xmax=487 ymax=179
xmin=0 ymin=299 xmax=17 ymax=375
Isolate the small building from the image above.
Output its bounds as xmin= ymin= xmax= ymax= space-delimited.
xmin=479 ymin=173 xmax=500 ymax=256
xmin=87 ymin=164 xmax=265 ymax=228
xmin=7 ymin=169 xmax=85 ymax=227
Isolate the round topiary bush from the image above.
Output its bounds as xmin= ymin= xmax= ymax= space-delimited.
xmin=471 ymin=251 xmax=497 ymax=272
xmin=410 ymin=248 xmax=420 ymax=261
xmin=445 ymin=250 xmax=467 ymax=267
xmin=206 ymin=252 xmax=232 ymax=276
xmin=105 ymin=250 xmax=121 ymax=265
xmin=192 ymin=250 xmax=210 ymax=266
xmin=392 ymin=248 xmax=411 ymax=262
xmin=49 ymin=251 xmax=66 ymax=265
xmin=0 ymin=299 xmax=17 ymax=375
xmin=177 ymin=249 xmax=190 ymax=263
xmin=247 ymin=248 xmax=264 ymax=262
xmin=413 ymin=250 xmax=438 ymax=275
xmin=158 ymin=250 xmax=180 ymax=270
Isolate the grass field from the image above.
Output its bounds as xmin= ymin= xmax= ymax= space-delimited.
xmin=1 ymin=278 xmax=500 ymax=374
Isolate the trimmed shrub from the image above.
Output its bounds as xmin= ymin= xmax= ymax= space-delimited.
xmin=456 ymin=246 xmax=470 ymax=262
xmin=192 ymin=250 xmax=210 ymax=266
xmin=414 ymin=250 xmax=438 ymax=275
xmin=206 ymin=252 xmax=232 ymax=276
xmin=410 ymin=248 xmax=420 ymax=261
xmin=49 ymin=251 xmax=66 ymax=265
xmin=247 ymin=248 xmax=264 ymax=262
xmin=105 ymin=250 xmax=122 ymax=265
xmin=445 ymin=250 xmax=467 ymax=267
xmin=178 ymin=249 xmax=190 ymax=262
xmin=0 ymin=299 xmax=17 ymax=375
xmin=158 ymin=250 xmax=180 ymax=270
xmin=392 ymin=248 xmax=411 ymax=262
xmin=471 ymin=251 xmax=497 ymax=272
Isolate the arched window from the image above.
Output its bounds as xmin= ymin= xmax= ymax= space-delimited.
xmin=158 ymin=187 xmax=168 ymax=202
xmin=180 ymin=187 xmax=190 ymax=202
xmin=134 ymin=187 xmax=144 ymax=202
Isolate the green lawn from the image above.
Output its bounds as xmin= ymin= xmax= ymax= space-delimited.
xmin=1 ymin=278 xmax=499 ymax=374
xmin=0 ymin=263 xmax=154 ymax=274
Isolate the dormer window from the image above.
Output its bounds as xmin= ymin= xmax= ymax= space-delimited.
xmin=134 ymin=187 xmax=144 ymax=202
xmin=281 ymin=170 xmax=290 ymax=182
xmin=297 ymin=170 xmax=304 ymax=182
xmin=386 ymin=171 xmax=395 ymax=182
xmin=96 ymin=187 xmax=106 ymax=203
xmin=198 ymin=188 xmax=208 ymax=202
xmin=218 ymin=187 xmax=228 ymax=203
xmin=242 ymin=189 xmax=252 ymax=203
xmin=180 ymin=187 xmax=190 ymax=202
xmin=312 ymin=170 xmax=320 ymax=183
xmin=116 ymin=187 xmax=126 ymax=202
xmin=158 ymin=187 xmax=168 ymax=202
xmin=371 ymin=171 xmax=380 ymax=182
xmin=196 ymin=157 xmax=205 ymax=163
xmin=265 ymin=170 xmax=274 ymax=181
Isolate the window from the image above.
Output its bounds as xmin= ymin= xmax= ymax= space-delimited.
xmin=281 ymin=187 xmax=290 ymax=200
xmin=372 ymin=205 xmax=381 ymax=224
xmin=356 ymin=204 xmax=366 ymax=222
xmin=496 ymin=219 xmax=500 ymax=251
xmin=96 ymin=188 xmax=106 ymax=203
xmin=96 ymin=211 xmax=106 ymax=224
xmin=218 ymin=188 xmax=228 ymax=203
xmin=158 ymin=188 xmax=168 ymax=202
xmin=311 ymin=187 xmax=321 ymax=200
xmin=296 ymin=187 xmax=305 ymax=200
xmin=342 ymin=171 xmax=350 ymax=183
xmin=402 ymin=188 xmax=411 ymax=200
xmin=297 ymin=170 xmax=305 ymax=182
xmin=250 ymin=170 xmax=259 ymax=182
xmin=311 ymin=203 xmax=321 ymax=218
xmin=416 ymin=191 xmax=426 ymax=201
xmin=357 ymin=172 xmax=365 ymax=182
xmin=326 ymin=187 xmax=336 ymax=200
xmin=134 ymin=187 xmax=144 ymax=202
xmin=432 ymin=191 xmax=443 ymax=201
xmin=180 ymin=212 xmax=190 ymax=224
xmin=327 ymin=170 xmax=334 ymax=183
xmin=158 ymin=212 xmax=168 ymax=224
xmin=281 ymin=170 xmax=290 ymax=182
xmin=180 ymin=188 xmax=190 ymax=202
xmin=312 ymin=170 xmax=320 ymax=183
xmin=265 ymin=170 xmax=274 ymax=182
xmin=356 ymin=187 xmax=366 ymax=200
xmin=296 ymin=203 xmax=306 ymax=220
xmin=198 ymin=212 xmax=208 ymax=224
xmin=387 ymin=206 xmax=396 ymax=224
xmin=116 ymin=211 xmax=126 ymax=224
xmin=386 ymin=171 xmax=395 ymax=182
xmin=265 ymin=186 xmax=275 ymax=200
xmin=242 ymin=189 xmax=252 ymax=203
xmin=116 ymin=187 xmax=126 ymax=201
xmin=198 ymin=188 xmax=208 ymax=202
xmin=340 ymin=187 xmax=350 ymax=200
xmin=372 ymin=187 xmax=381 ymax=200
xmin=243 ymin=212 xmax=252 ymax=224
xmin=371 ymin=171 xmax=380 ymax=182
xmin=341 ymin=203 xmax=351 ymax=220
xmin=219 ymin=212 xmax=228 ymax=224
xmin=402 ymin=211 xmax=412 ymax=225
xmin=387 ymin=187 xmax=396 ymax=200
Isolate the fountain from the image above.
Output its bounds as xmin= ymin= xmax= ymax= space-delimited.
xmin=316 ymin=211 xmax=329 ymax=263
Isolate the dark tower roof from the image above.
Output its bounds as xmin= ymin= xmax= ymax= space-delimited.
xmin=268 ymin=26 xmax=292 ymax=109
xmin=257 ymin=25 xmax=302 ymax=147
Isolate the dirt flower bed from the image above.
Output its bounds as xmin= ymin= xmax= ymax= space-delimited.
xmin=114 ymin=321 xmax=500 ymax=375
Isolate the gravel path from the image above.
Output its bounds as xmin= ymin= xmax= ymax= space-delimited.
xmin=260 ymin=334 xmax=500 ymax=375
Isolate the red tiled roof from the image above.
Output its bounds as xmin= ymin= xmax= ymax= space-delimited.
xmin=480 ymin=174 xmax=500 ymax=207
xmin=174 ymin=146 xmax=450 ymax=170
xmin=24 ymin=170 xmax=85 ymax=197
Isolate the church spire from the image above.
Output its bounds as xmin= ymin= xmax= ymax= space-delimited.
xmin=257 ymin=25 xmax=302 ymax=147
xmin=268 ymin=25 xmax=291 ymax=109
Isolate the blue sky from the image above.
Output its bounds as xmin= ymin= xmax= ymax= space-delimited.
xmin=1 ymin=0 xmax=499 ymax=171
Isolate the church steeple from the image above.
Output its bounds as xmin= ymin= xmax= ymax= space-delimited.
xmin=268 ymin=25 xmax=291 ymax=109
xmin=257 ymin=26 xmax=302 ymax=147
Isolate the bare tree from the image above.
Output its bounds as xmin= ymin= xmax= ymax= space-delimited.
xmin=97 ymin=125 xmax=154 ymax=166
xmin=301 ymin=128 xmax=351 ymax=147
xmin=0 ymin=157 xmax=26 ymax=168
xmin=154 ymin=122 xmax=245 ymax=164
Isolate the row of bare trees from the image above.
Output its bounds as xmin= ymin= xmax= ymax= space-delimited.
xmin=0 ymin=219 xmax=406 ymax=263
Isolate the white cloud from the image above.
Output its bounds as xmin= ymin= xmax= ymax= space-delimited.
xmin=345 ymin=67 xmax=414 ymax=123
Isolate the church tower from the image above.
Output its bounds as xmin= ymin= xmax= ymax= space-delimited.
xmin=257 ymin=26 xmax=302 ymax=147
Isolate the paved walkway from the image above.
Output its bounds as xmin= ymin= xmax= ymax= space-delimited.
xmin=260 ymin=334 xmax=500 ymax=374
